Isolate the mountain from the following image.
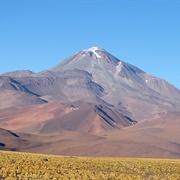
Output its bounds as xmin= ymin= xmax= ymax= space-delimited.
xmin=0 ymin=46 xmax=180 ymax=158
xmin=1 ymin=47 xmax=180 ymax=119
xmin=1 ymin=46 xmax=180 ymax=119
xmin=46 ymin=46 xmax=180 ymax=120
xmin=3 ymin=46 xmax=179 ymax=118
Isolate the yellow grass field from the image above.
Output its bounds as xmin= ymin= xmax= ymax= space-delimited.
xmin=0 ymin=150 xmax=180 ymax=180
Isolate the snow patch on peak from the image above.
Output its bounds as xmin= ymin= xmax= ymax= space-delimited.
xmin=83 ymin=46 xmax=104 ymax=59
xmin=88 ymin=46 xmax=104 ymax=51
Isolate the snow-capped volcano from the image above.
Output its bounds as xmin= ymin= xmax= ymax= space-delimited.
xmin=33 ymin=46 xmax=180 ymax=120
xmin=1 ymin=46 xmax=180 ymax=121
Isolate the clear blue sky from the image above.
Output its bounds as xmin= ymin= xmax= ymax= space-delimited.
xmin=0 ymin=0 xmax=180 ymax=88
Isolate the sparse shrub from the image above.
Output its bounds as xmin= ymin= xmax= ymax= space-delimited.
xmin=0 ymin=150 xmax=179 ymax=179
